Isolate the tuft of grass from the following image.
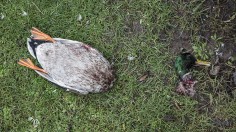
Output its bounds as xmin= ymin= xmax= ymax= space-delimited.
xmin=1 ymin=0 xmax=236 ymax=131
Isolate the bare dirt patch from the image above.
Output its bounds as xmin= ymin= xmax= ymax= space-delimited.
xmin=199 ymin=0 xmax=236 ymax=62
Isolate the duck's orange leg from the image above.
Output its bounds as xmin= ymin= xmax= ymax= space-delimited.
xmin=31 ymin=27 xmax=56 ymax=43
xmin=18 ymin=58 xmax=47 ymax=73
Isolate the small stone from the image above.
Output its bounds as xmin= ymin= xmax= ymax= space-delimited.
xmin=210 ymin=66 xmax=220 ymax=76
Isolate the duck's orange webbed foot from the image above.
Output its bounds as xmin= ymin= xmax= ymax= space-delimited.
xmin=31 ymin=27 xmax=56 ymax=43
xmin=18 ymin=58 xmax=47 ymax=73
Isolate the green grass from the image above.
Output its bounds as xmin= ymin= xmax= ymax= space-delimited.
xmin=1 ymin=0 xmax=236 ymax=131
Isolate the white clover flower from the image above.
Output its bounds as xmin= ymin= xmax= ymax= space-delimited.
xmin=22 ymin=11 xmax=28 ymax=16
xmin=77 ymin=14 xmax=82 ymax=21
xmin=1 ymin=13 xmax=5 ymax=20
xmin=33 ymin=119 xmax=40 ymax=128
xmin=127 ymin=54 xmax=135 ymax=61
xmin=28 ymin=117 xmax=34 ymax=121
xmin=139 ymin=19 xmax=143 ymax=24
xmin=86 ymin=20 xmax=90 ymax=25
xmin=28 ymin=117 xmax=40 ymax=128
xmin=221 ymin=43 xmax=225 ymax=47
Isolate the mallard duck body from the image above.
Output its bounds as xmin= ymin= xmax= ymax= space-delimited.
xmin=174 ymin=50 xmax=198 ymax=96
xmin=21 ymin=28 xmax=115 ymax=94
xmin=174 ymin=49 xmax=210 ymax=96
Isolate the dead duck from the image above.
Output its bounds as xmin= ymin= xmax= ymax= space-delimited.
xmin=175 ymin=49 xmax=210 ymax=96
xmin=18 ymin=27 xmax=115 ymax=94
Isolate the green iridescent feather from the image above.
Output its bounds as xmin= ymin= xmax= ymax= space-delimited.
xmin=175 ymin=52 xmax=197 ymax=79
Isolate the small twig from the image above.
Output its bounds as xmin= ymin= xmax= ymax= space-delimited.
xmin=225 ymin=63 xmax=236 ymax=69
xmin=173 ymin=99 xmax=181 ymax=110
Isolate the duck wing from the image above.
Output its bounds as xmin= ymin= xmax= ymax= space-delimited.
xmin=35 ymin=42 xmax=114 ymax=94
xmin=27 ymin=38 xmax=83 ymax=58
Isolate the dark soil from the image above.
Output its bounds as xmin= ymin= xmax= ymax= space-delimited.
xmin=163 ymin=113 xmax=177 ymax=122
xmin=193 ymin=93 xmax=214 ymax=114
xmin=212 ymin=118 xmax=234 ymax=128
xmin=199 ymin=0 xmax=236 ymax=62
xmin=169 ymin=29 xmax=192 ymax=54
xmin=124 ymin=14 xmax=145 ymax=36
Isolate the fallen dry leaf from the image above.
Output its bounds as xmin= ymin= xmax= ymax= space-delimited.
xmin=138 ymin=71 xmax=150 ymax=82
